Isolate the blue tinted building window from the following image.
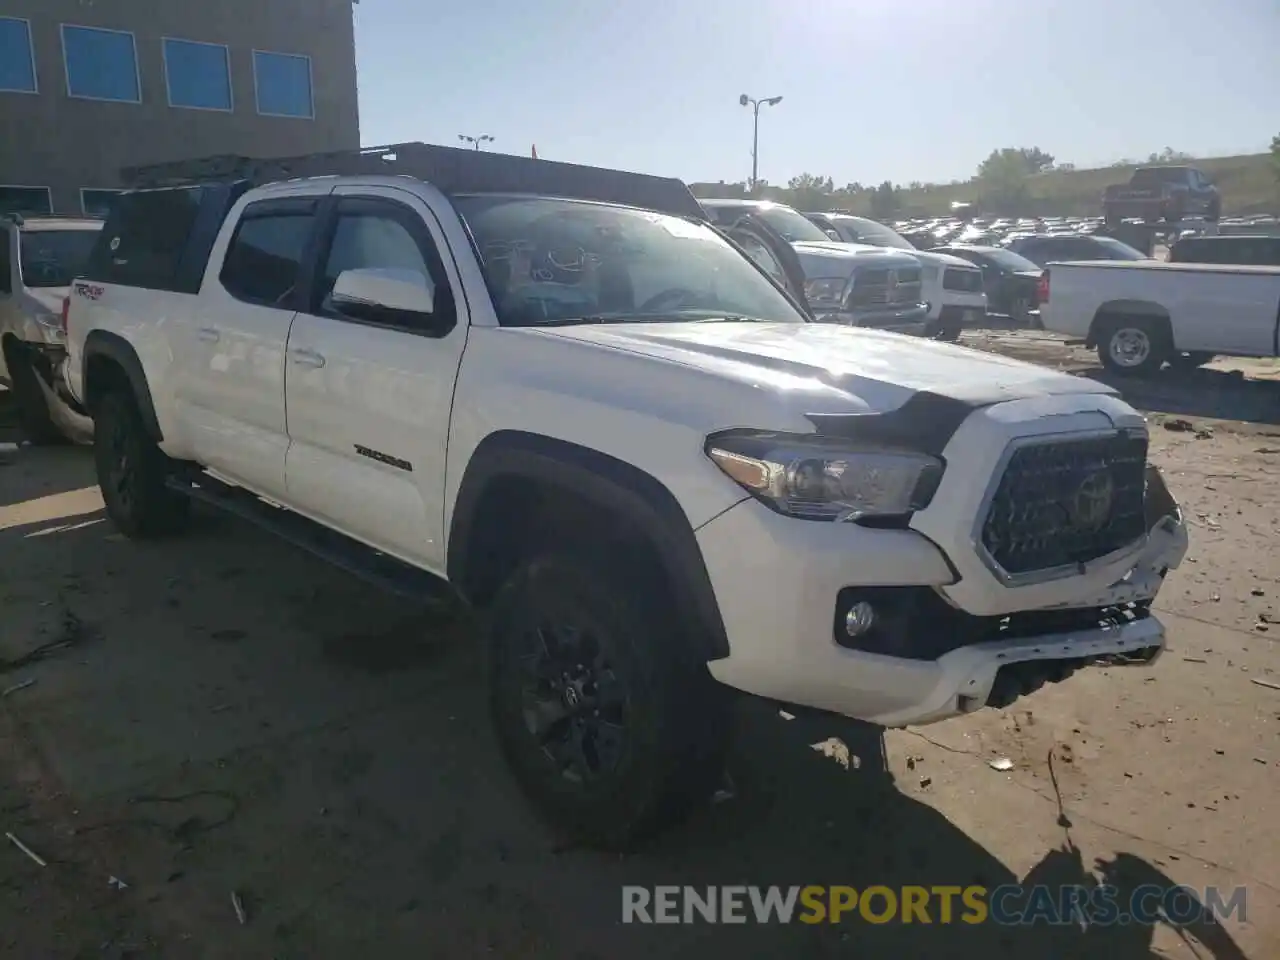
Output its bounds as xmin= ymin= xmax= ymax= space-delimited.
xmin=0 ymin=187 xmax=53 ymax=217
xmin=0 ymin=18 xmax=37 ymax=93
xmin=62 ymin=25 xmax=140 ymax=102
xmin=163 ymin=38 xmax=232 ymax=110
xmin=254 ymin=50 xmax=313 ymax=118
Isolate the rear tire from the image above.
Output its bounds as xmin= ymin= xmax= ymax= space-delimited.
xmin=8 ymin=348 xmax=66 ymax=446
xmin=488 ymin=551 xmax=729 ymax=850
xmin=1096 ymin=316 xmax=1170 ymax=377
xmin=93 ymin=389 xmax=190 ymax=538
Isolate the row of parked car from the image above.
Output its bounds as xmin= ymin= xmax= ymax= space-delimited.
xmin=4 ymin=184 xmax=1280 ymax=448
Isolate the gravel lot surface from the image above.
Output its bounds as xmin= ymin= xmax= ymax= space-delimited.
xmin=2 ymin=333 xmax=1278 ymax=959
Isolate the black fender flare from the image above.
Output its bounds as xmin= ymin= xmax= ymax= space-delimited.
xmin=447 ymin=431 xmax=730 ymax=660
xmin=82 ymin=330 xmax=163 ymax=441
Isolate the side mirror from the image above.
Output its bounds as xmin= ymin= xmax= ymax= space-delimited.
xmin=331 ymin=267 xmax=435 ymax=321
xmin=824 ymin=229 xmax=840 ymax=242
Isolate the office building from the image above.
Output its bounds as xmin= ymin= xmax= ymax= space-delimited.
xmin=0 ymin=0 xmax=360 ymax=217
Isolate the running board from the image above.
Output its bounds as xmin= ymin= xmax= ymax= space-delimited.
xmin=165 ymin=472 xmax=455 ymax=606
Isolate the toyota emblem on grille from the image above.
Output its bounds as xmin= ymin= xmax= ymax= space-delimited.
xmin=1070 ymin=470 xmax=1115 ymax=530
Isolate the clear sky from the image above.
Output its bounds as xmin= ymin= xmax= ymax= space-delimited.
xmin=353 ymin=0 xmax=1278 ymax=188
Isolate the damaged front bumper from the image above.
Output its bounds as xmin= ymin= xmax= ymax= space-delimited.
xmin=700 ymin=462 xmax=1189 ymax=729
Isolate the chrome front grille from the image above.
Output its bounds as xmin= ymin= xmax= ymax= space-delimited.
xmin=980 ymin=432 xmax=1149 ymax=578
xmin=847 ymin=268 xmax=922 ymax=308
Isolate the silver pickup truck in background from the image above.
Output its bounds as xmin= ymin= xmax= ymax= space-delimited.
xmin=700 ymin=199 xmax=930 ymax=334
xmin=1038 ymin=259 xmax=1280 ymax=376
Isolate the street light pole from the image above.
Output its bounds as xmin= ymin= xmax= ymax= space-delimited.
xmin=458 ymin=134 xmax=494 ymax=151
xmin=739 ymin=94 xmax=782 ymax=192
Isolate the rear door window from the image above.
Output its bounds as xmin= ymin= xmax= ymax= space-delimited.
xmin=219 ymin=201 xmax=316 ymax=307
xmin=85 ymin=187 xmax=204 ymax=291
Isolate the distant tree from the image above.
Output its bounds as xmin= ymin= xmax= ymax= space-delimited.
xmin=1146 ymin=146 xmax=1195 ymax=164
xmin=978 ymin=147 xmax=1055 ymax=180
xmin=976 ymin=149 xmax=1035 ymax=211
xmin=786 ymin=172 xmax=834 ymax=211
xmin=868 ymin=180 xmax=900 ymax=219
xmin=690 ymin=180 xmax=748 ymax=199
xmin=1015 ymin=147 xmax=1056 ymax=173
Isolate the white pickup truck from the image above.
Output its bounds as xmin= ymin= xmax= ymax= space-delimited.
xmin=65 ymin=143 xmax=1188 ymax=848
xmin=1038 ymin=260 xmax=1280 ymax=375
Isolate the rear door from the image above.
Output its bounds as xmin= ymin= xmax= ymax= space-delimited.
xmin=282 ymin=185 xmax=468 ymax=572
xmin=176 ymin=194 xmax=321 ymax=494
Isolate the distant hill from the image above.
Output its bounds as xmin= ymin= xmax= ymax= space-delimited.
xmin=691 ymin=152 xmax=1277 ymax=218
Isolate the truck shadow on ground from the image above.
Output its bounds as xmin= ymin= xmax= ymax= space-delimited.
xmin=0 ymin=509 xmax=1255 ymax=960
xmin=1079 ymin=366 xmax=1280 ymax=427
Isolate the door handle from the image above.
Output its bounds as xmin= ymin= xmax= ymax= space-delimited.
xmin=197 ymin=327 xmax=220 ymax=343
xmin=290 ymin=348 xmax=326 ymax=369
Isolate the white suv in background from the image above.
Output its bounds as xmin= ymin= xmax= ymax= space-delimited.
xmin=805 ymin=212 xmax=987 ymax=340
xmin=0 ymin=213 xmax=103 ymax=442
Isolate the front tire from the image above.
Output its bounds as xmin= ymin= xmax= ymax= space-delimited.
xmin=93 ymin=390 xmax=190 ymax=538
xmin=488 ymin=552 xmax=729 ymax=849
xmin=1096 ymin=317 xmax=1170 ymax=377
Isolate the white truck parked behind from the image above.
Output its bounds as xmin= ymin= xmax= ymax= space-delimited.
xmin=65 ymin=143 xmax=1188 ymax=848
xmin=1038 ymin=260 xmax=1280 ymax=375
xmin=0 ymin=213 xmax=102 ymax=442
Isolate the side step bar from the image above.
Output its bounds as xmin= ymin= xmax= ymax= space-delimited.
xmin=165 ymin=472 xmax=454 ymax=606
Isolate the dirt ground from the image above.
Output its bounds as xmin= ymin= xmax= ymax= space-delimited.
xmin=1 ymin=332 xmax=1278 ymax=959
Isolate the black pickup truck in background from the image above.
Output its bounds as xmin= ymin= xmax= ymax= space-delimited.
xmin=1102 ymin=166 xmax=1221 ymax=225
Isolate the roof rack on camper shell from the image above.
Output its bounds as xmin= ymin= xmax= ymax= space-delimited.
xmin=120 ymin=141 xmax=707 ymax=221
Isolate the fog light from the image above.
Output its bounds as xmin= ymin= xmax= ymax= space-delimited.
xmin=844 ymin=601 xmax=876 ymax=638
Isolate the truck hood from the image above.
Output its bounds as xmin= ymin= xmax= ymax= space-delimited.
xmin=532 ymin=321 xmax=1114 ymax=415
xmin=789 ymin=240 xmax=920 ymax=278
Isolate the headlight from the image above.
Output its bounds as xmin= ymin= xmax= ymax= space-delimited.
xmin=804 ymin=277 xmax=847 ymax=305
xmin=706 ymin=431 xmax=944 ymax=522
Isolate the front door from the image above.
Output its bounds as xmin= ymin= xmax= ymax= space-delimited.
xmin=283 ymin=186 xmax=469 ymax=572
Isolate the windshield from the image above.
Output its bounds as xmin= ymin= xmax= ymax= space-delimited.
xmin=970 ymin=248 xmax=1041 ymax=272
xmin=454 ymin=196 xmax=807 ymax=327
xmin=831 ymin=217 xmax=915 ymax=250
xmin=1091 ymin=237 xmax=1150 ymax=260
xmin=748 ymin=205 xmax=831 ymax=243
xmin=19 ymin=228 xmax=101 ymax=288
xmin=1131 ymin=168 xmax=1187 ymax=187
